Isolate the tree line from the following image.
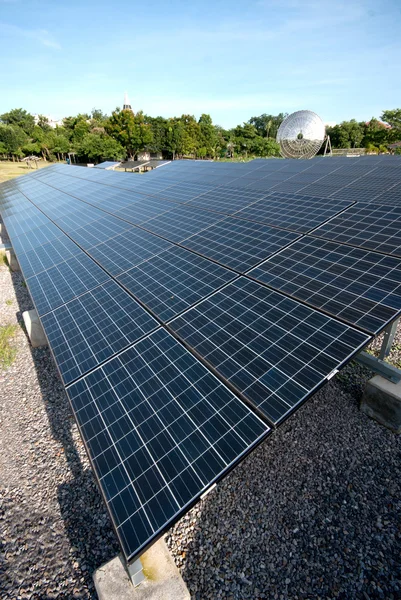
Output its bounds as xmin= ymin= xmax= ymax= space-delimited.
xmin=0 ymin=107 xmax=400 ymax=163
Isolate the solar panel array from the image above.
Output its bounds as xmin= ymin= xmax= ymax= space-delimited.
xmin=1 ymin=154 xmax=401 ymax=562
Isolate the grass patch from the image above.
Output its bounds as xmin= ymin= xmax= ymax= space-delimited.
xmin=0 ymin=160 xmax=51 ymax=183
xmin=5 ymin=299 xmax=12 ymax=306
xmin=0 ymin=251 xmax=7 ymax=266
xmin=0 ymin=323 xmax=18 ymax=369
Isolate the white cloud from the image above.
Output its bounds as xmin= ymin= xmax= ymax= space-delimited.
xmin=0 ymin=23 xmax=61 ymax=49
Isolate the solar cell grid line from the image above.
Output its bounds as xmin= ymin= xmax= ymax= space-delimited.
xmin=141 ymin=204 xmax=225 ymax=243
xmin=248 ymin=236 xmax=401 ymax=335
xmin=41 ymin=279 xmax=159 ymax=385
xmin=311 ymin=202 xmax=401 ymax=257
xmin=168 ymin=277 xmax=371 ymax=425
xmin=372 ymin=184 xmax=401 ymax=206
xmin=11 ymin=221 xmax=66 ymax=255
xmin=117 ymin=245 xmax=237 ymax=322
xmin=27 ymin=252 xmax=110 ymax=316
xmin=4 ymin=210 xmax=50 ymax=239
xmin=180 ymin=217 xmax=301 ymax=272
xmin=66 ymin=328 xmax=270 ymax=561
xmin=68 ymin=215 xmax=134 ymax=250
xmin=114 ymin=197 xmax=178 ymax=226
xmin=185 ymin=188 xmax=269 ymax=215
xmin=86 ymin=228 xmax=174 ymax=277
xmin=17 ymin=235 xmax=84 ymax=280
xmin=232 ymin=194 xmax=355 ymax=233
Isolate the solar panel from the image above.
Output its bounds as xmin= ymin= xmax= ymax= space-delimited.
xmin=233 ymin=192 xmax=354 ymax=233
xmin=68 ymin=215 xmax=133 ymax=250
xmin=66 ymin=328 xmax=270 ymax=561
xmin=249 ymin=236 xmax=401 ymax=334
xmin=169 ymin=278 xmax=371 ymax=424
xmin=117 ymin=245 xmax=237 ymax=321
xmin=143 ymin=204 xmax=224 ymax=242
xmin=41 ymin=280 xmax=158 ymax=385
xmin=87 ymin=228 xmax=173 ymax=277
xmin=27 ymin=253 xmax=110 ymax=316
xmin=312 ymin=203 xmax=401 ymax=257
xmin=2 ymin=156 xmax=401 ymax=567
xmin=95 ymin=161 xmax=121 ymax=170
xmin=185 ymin=188 xmax=268 ymax=214
xmin=11 ymin=221 xmax=65 ymax=255
xmin=17 ymin=235 xmax=83 ymax=279
xmin=114 ymin=198 xmax=177 ymax=225
xmin=181 ymin=217 xmax=300 ymax=272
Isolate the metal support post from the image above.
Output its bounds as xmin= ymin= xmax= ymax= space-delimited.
xmin=379 ymin=319 xmax=399 ymax=360
xmin=126 ymin=557 xmax=145 ymax=587
xmin=356 ymin=318 xmax=401 ymax=383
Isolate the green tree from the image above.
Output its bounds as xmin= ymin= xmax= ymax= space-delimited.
xmin=198 ymin=114 xmax=217 ymax=157
xmin=381 ymin=109 xmax=401 ymax=130
xmin=0 ymin=124 xmax=27 ymax=155
xmin=145 ymin=115 xmax=167 ymax=154
xmin=37 ymin=115 xmax=51 ymax=131
xmin=0 ymin=108 xmax=35 ymax=134
xmin=180 ymin=115 xmax=200 ymax=157
xmin=106 ymin=109 xmax=153 ymax=158
xmin=249 ymin=113 xmax=287 ymax=139
xmin=78 ymin=132 xmax=125 ymax=161
xmin=165 ymin=118 xmax=184 ymax=160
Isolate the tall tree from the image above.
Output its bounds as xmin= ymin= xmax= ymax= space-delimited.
xmin=198 ymin=113 xmax=217 ymax=157
xmin=78 ymin=132 xmax=125 ymax=161
xmin=106 ymin=109 xmax=153 ymax=158
xmin=0 ymin=124 xmax=27 ymax=155
xmin=0 ymin=108 xmax=35 ymax=135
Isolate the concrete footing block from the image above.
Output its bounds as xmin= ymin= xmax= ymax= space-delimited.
xmin=361 ymin=375 xmax=401 ymax=433
xmin=22 ymin=309 xmax=48 ymax=348
xmin=5 ymin=248 xmax=20 ymax=272
xmin=93 ymin=539 xmax=190 ymax=600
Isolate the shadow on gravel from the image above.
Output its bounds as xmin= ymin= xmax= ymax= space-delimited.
xmin=169 ymin=375 xmax=401 ymax=600
xmin=6 ymin=265 xmax=119 ymax=598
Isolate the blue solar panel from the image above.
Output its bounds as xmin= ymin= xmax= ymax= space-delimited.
xmin=66 ymin=328 xmax=270 ymax=561
xmin=41 ymin=280 xmax=158 ymax=385
xmin=181 ymin=217 xmax=300 ymax=272
xmin=117 ymin=245 xmax=237 ymax=321
xmin=169 ymin=278 xmax=371 ymax=424
xmin=249 ymin=236 xmax=401 ymax=334
xmin=27 ymin=253 xmax=110 ymax=316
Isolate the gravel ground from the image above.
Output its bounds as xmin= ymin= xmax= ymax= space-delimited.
xmin=0 ymin=216 xmax=400 ymax=599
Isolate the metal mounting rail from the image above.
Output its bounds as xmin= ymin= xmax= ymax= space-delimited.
xmin=355 ymin=319 xmax=401 ymax=383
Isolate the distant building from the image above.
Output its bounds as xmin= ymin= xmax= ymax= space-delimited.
xmin=33 ymin=114 xmax=63 ymax=129
xmin=123 ymin=92 xmax=133 ymax=111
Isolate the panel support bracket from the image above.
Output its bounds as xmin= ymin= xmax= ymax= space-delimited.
xmin=355 ymin=319 xmax=401 ymax=383
xmin=378 ymin=319 xmax=399 ymax=361
xmin=356 ymin=352 xmax=401 ymax=384
xmin=126 ymin=557 xmax=146 ymax=587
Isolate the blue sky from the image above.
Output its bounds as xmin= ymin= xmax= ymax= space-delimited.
xmin=0 ymin=0 xmax=400 ymax=128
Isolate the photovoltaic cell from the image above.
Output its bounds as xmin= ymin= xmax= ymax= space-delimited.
xmin=66 ymin=328 xmax=270 ymax=561
xmin=169 ymin=278 xmax=370 ymax=424
xmin=11 ymin=222 xmax=64 ymax=255
xmin=27 ymin=253 xmax=110 ymax=316
xmin=233 ymin=193 xmax=354 ymax=233
xmin=69 ymin=216 xmax=133 ymax=250
xmin=185 ymin=188 xmax=268 ymax=214
xmin=181 ymin=217 xmax=300 ymax=272
xmin=87 ymin=228 xmax=173 ymax=277
xmin=249 ymin=236 xmax=401 ymax=334
xmin=117 ymin=245 xmax=237 ymax=321
xmin=312 ymin=203 xmax=401 ymax=257
xmin=41 ymin=280 xmax=158 ymax=385
xmin=143 ymin=205 xmax=223 ymax=242
xmin=17 ymin=235 xmax=83 ymax=279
